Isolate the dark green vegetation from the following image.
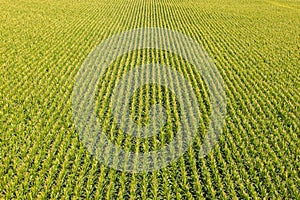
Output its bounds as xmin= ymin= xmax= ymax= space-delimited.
xmin=1 ymin=0 xmax=299 ymax=199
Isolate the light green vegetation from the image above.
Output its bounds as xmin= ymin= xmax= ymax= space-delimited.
xmin=1 ymin=0 xmax=299 ymax=199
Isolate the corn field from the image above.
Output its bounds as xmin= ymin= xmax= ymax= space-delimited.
xmin=1 ymin=0 xmax=299 ymax=199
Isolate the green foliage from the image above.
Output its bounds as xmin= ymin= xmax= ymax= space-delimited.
xmin=1 ymin=0 xmax=299 ymax=199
